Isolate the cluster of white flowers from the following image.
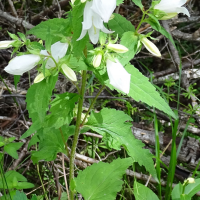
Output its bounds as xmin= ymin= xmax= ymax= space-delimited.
xmin=77 ymin=0 xmax=116 ymax=44
xmin=4 ymin=41 xmax=77 ymax=83
xmin=2 ymin=0 xmax=190 ymax=94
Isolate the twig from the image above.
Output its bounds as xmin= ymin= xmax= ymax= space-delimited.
xmin=62 ymin=153 xmax=70 ymax=200
xmin=8 ymin=0 xmax=18 ymax=17
xmin=0 ymin=10 xmax=34 ymax=29
xmin=56 ymin=0 xmax=62 ymax=18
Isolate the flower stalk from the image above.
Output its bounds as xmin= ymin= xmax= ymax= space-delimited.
xmin=69 ymin=70 xmax=87 ymax=200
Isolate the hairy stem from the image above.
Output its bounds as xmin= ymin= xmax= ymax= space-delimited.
xmin=81 ymin=85 xmax=105 ymax=125
xmin=69 ymin=70 xmax=87 ymax=199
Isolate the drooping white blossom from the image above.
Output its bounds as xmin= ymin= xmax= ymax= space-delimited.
xmin=154 ymin=0 xmax=190 ymax=20
xmin=61 ymin=64 xmax=77 ymax=82
xmin=4 ymin=54 xmax=41 ymax=75
xmin=0 ymin=40 xmax=15 ymax=49
xmin=40 ymin=41 xmax=69 ymax=69
xmin=106 ymin=59 xmax=131 ymax=94
xmin=77 ymin=1 xmax=114 ymax=44
xmin=141 ymin=37 xmax=161 ymax=57
xmin=91 ymin=0 xmax=116 ymax=23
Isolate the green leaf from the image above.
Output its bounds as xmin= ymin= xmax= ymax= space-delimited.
xmin=21 ymin=76 xmax=57 ymax=139
xmin=72 ymin=1 xmax=89 ymax=57
xmin=0 ymin=171 xmax=34 ymax=190
xmin=171 ymin=183 xmax=183 ymax=200
xmin=125 ymin=64 xmax=176 ymax=118
xmin=118 ymin=31 xmax=139 ymax=65
xmin=134 ymin=181 xmax=159 ymax=200
xmin=44 ymin=92 xmax=79 ymax=129
xmin=4 ymin=142 xmax=23 ymax=159
xmin=145 ymin=18 xmax=176 ymax=47
xmin=85 ymin=108 xmax=157 ymax=180
xmin=13 ymin=191 xmax=27 ymax=200
xmin=21 ymin=120 xmax=41 ymax=139
xmin=108 ymin=14 xmax=135 ymax=38
xmin=26 ymin=75 xmax=57 ymax=123
xmin=53 ymin=192 xmax=68 ymax=200
xmin=131 ymin=0 xmax=143 ymax=8
xmin=117 ymin=0 xmax=124 ymax=5
xmin=16 ymin=182 xmax=35 ymax=190
xmin=14 ymin=75 xmax=20 ymax=89
xmin=31 ymin=125 xmax=75 ymax=163
xmin=185 ymin=178 xmax=200 ymax=197
xmin=27 ymin=18 xmax=71 ymax=43
xmin=60 ymin=55 xmax=88 ymax=71
xmin=75 ymin=158 xmax=133 ymax=200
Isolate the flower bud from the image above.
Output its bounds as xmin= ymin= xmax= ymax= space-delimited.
xmin=93 ymin=53 xmax=102 ymax=68
xmin=107 ymin=44 xmax=128 ymax=53
xmin=187 ymin=178 xmax=195 ymax=184
xmin=141 ymin=37 xmax=161 ymax=57
xmin=81 ymin=113 xmax=88 ymax=123
xmin=0 ymin=40 xmax=15 ymax=49
xmin=34 ymin=73 xmax=45 ymax=83
xmin=61 ymin=64 xmax=77 ymax=82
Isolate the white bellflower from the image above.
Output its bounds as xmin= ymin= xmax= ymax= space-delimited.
xmin=154 ymin=0 xmax=190 ymax=20
xmin=4 ymin=55 xmax=41 ymax=75
xmin=106 ymin=59 xmax=131 ymax=94
xmin=77 ymin=1 xmax=115 ymax=44
xmin=91 ymin=0 xmax=116 ymax=23
xmin=40 ymin=41 xmax=68 ymax=69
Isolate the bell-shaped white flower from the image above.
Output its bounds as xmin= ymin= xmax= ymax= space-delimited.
xmin=91 ymin=0 xmax=116 ymax=23
xmin=154 ymin=0 xmax=190 ymax=20
xmin=0 ymin=40 xmax=15 ymax=49
xmin=40 ymin=41 xmax=68 ymax=69
xmin=141 ymin=37 xmax=161 ymax=57
xmin=77 ymin=1 xmax=113 ymax=44
xmin=61 ymin=64 xmax=77 ymax=82
xmin=107 ymin=44 xmax=129 ymax=53
xmin=106 ymin=59 xmax=131 ymax=94
xmin=34 ymin=73 xmax=45 ymax=83
xmin=4 ymin=55 xmax=41 ymax=75
xmin=93 ymin=53 xmax=102 ymax=68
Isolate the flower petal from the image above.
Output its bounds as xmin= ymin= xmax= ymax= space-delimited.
xmin=88 ymin=26 xmax=100 ymax=44
xmin=91 ymin=0 xmax=116 ymax=23
xmin=93 ymin=12 xmax=103 ymax=29
xmin=40 ymin=50 xmax=49 ymax=56
xmin=77 ymin=26 xmax=87 ymax=41
xmin=101 ymin=25 xmax=114 ymax=34
xmin=106 ymin=59 xmax=131 ymax=94
xmin=4 ymin=55 xmax=40 ymax=75
xmin=83 ymin=1 xmax=93 ymax=29
xmin=0 ymin=40 xmax=15 ymax=49
xmin=155 ymin=0 xmax=186 ymax=9
xmin=176 ymin=7 xmax=190 ymax=17
xmin=61 ymin=64 xmax=77 ymax=82
xmin=51 ymin=41 xmax=68 ymax=62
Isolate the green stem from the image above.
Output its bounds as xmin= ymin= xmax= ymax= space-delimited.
xmin=135 ymin=12 xmax=146 ymax=32
xmin=37 ymin=164 xmax=49 ymax=200
xmin=69 ymin=70 xmax=87 ymax=200
xmin=81 ymin=85 xmax=105 ymax=125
